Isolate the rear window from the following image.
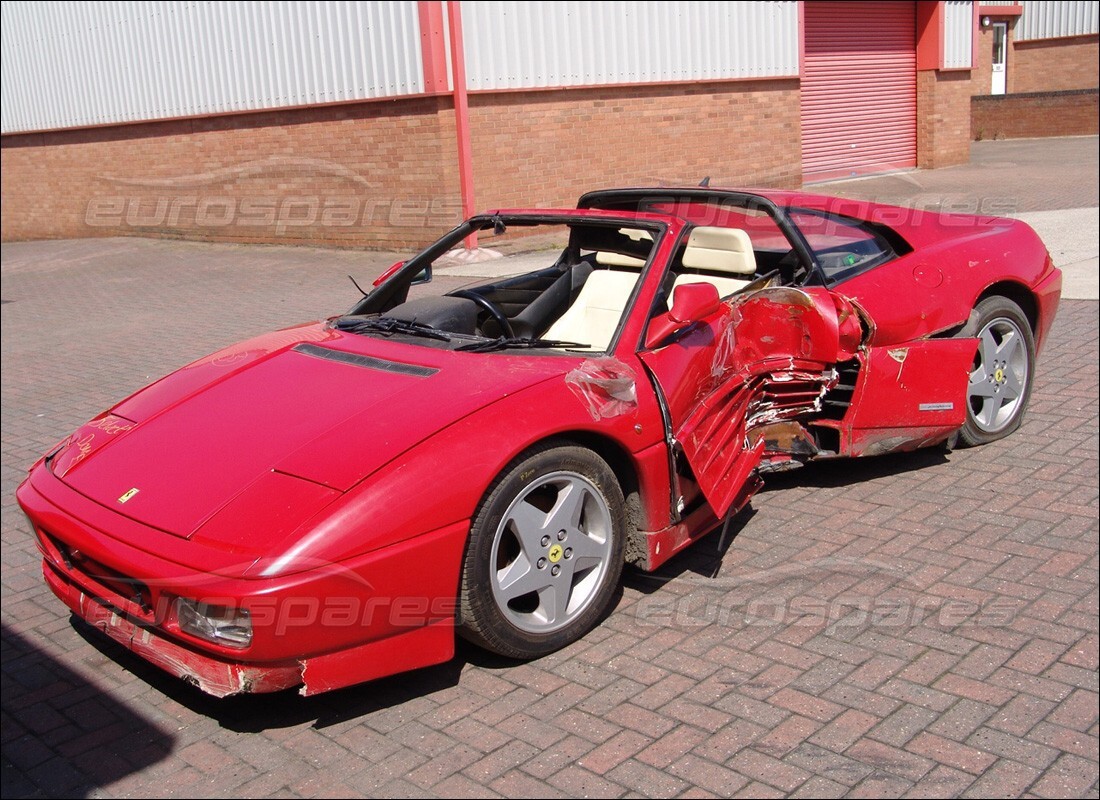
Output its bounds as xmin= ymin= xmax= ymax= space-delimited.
xmin=789 ymin=209 xmax=907 ymax=284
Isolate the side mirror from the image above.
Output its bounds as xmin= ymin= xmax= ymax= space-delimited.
xmin=644 ymin=282 xmax=721 ymax=349
xmin=372 ymin=260 xmax=405 ymax=287
xmin=371 ymin=260 xmax=433 ymax=287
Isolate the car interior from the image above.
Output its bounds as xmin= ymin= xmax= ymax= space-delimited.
xmin=352 ymin=208 xmax=799 ymax=352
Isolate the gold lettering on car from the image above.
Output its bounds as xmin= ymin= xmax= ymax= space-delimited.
xmin=118 ymin=488 xmax=140 ymax=504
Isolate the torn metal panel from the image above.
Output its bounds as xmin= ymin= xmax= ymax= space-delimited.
xmin=66 ymin=583 xmax=301 ymax=697
xmin=749 ymin=420 xmax=822 ymax=459
xmin=565 ymin=357 xmax=639 ymax=421
xmin=845 ymin=339 xmax=975 ymax=433
xmin=643 ymin=286 xmax=845 ymax=519
xmin=848 ymin=428 xmax=957 ymax=458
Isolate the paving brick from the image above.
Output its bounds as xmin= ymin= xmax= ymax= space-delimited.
xmin=845 ymin=739 xmax=935 ymax=783
xmin=962 ymin=759 xmax=1043 ymax=798
xmin=769 ymin=687 xmax=845 ymax=723
xmin=784 ymin=742 xmax=874 ymax=788
xmin=1047 ymin=687 xmax=1100 ymax=732
xmin=905 ymin=731 xmax=997 ymax=775
xmin=606 ymin=758 xmax=689 ymax=798
xmin=810 ymin=709 xmax=883 ymax=754
xmin=1029 ymin=753 xmax=1100 ymax=799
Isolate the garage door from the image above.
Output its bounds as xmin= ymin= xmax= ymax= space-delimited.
xmin=801 ymin=1 xmax=917 ymax=182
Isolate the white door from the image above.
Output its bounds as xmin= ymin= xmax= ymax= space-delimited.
xmin=991 ymin=22 xmax=1007 ymax=95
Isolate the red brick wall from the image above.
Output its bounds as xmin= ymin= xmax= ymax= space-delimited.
xmin=972 ymin=89 xmax=1100 ymax=139
xmin=468 ymin=79 xmax=802 ymax=212
xmin=1012 ymin=34 xmax=1100 ymax=93
xmin=917 ymin=70 xmax=973 ymax=169
xmin=972 ymin=25 xmax=1098 ymax=97
xmin=1 ymin=97 xmax=463 ymax=249
xmin=2 ymin=79 xmax=802 ymax=248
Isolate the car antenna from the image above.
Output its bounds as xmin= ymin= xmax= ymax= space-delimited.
xmin=347 ymin=274 xmax=370 ymax=297
xmin=698 ymin=176 xmax=711 ymax=187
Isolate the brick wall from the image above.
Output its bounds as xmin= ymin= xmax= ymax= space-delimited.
xmin=917 ymin=70 xmax=973 ymax=169
xmin=972 ymin=25 xmax=1098 ymax=98
xmin=972 ymin=88 xmax=1100 ymax=139
xmin=1012 ymin=34 xmax=1100 ymax=93
xmin=2 ymin=79 xmax=802 ymax=249
xmin=1 ymin=97 xmax=463 ymax=249
xmin=468 ymin=79 xmax=802 ymax=212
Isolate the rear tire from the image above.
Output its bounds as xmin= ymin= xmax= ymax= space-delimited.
xmin=458 ymin=444 xmax=626 ymax=659
xmin=957 ymin=296 xmax=1036 ymax=447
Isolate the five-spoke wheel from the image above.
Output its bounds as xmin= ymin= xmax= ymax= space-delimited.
xmin=459 ymin=444 xmax=625 ymax=658
xmin=958 ymin=296 xmax=1036 ymax=446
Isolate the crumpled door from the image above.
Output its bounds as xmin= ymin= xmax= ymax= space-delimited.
xmin=640 ymin=286 xmax=855 ymax=517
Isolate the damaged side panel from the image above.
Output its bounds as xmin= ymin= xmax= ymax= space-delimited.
xmin=641 ymin=286 xmax=846 ymax=520
xmin=844 ymin=338 xmax=976 ymax=456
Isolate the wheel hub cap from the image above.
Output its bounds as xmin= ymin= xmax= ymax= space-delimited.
xmin=967 ymin=316 xmax=1028 ymax=434
xmin=490 ymin=472 xmax=612 ymax=634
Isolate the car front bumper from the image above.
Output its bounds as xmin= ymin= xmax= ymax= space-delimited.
xmin=18 ymin=467 xmax=467 ymax=696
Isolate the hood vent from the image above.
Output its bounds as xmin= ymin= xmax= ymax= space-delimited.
xmin=292 ymin=343 xmax=437 ymax=377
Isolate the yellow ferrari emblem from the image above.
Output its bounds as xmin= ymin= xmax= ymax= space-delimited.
xmin=548 ymin=544 xmax=564 ymax=563
xmin=994 ymin=367 xmax=1005 ymax=383
xmin=118 ymin=488 xmax=140 ymax=504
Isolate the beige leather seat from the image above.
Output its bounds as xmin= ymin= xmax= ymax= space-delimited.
xmin=543 ymin=269 xmax=640 ymax=350
xmin=671 ymin=226 xmax=757 ymax=301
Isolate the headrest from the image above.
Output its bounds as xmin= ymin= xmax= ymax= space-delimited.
xmin=682 ymin=226 xmax=756 ymax=276
xmin=596 ymin=251 xmax=647 ymax=267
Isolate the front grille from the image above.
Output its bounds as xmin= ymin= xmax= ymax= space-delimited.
xmin=39 ymin=528 xmax=152 ymax=615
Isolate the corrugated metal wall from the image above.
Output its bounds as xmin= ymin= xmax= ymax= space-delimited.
xmin=1017 ymin=0 xmax=1100 ymax=40
xmin=460 ymin=0 xmax=799 ymax=91
xmin=0 ymin=1 xmax=424 ymax=134
xmin=943 ymin=1 xmax=975 ymax=69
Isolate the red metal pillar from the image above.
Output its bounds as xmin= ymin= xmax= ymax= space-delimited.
xmin=417 ymin=2 xmax=449 ymax=93
xmin=447 ymin=1 xmax=478 ymax=250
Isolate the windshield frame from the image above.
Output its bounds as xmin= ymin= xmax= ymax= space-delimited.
xmin=345 ymin=212 xmax=671 ymax=357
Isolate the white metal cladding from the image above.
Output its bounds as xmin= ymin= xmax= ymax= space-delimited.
xmin=943 ymin=1 xmax=974 ymax=68
xmin=0 ymin=1 xmax=424 ymax=134
xmin=1018 ymin=0 xmax=1099 ymax=40
xmin=460 ymin=1 xmax=799 ymax=91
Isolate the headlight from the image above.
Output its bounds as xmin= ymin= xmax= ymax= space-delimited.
xmin=176 ymin=599 xmax=252 ymax=648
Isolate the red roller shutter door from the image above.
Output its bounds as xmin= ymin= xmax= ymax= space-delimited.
xmin=801 ymin=1 xmax=917 ymax=182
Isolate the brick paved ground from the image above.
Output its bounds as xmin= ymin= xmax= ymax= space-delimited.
xmin=2 ymin=138 xmax=1097 ymax=798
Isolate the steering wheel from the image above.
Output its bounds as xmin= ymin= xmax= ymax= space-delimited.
xmin=733 ymin=269 xmax=781 ymax=296
xmin=445 ymin=289 xmax=515 ymax=338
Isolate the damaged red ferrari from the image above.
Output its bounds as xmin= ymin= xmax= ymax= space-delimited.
xmin=18 ymin=188 xmax=1061 ymax=696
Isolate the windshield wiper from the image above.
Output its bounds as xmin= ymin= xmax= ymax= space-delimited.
xmin=334 ymin=315 xmax=452 ymax=342
xmin=457 ymin=336 xmax=589 ymax=353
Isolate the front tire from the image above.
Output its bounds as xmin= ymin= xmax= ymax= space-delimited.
xmin=958 ymin=296 xmax=1036 ymax=447
xmin=458 ymin=444 xmax=626 ymax=659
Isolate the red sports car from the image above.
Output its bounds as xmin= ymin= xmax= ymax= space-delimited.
xmin=18 ymin=188 xmax=1061 ymax=696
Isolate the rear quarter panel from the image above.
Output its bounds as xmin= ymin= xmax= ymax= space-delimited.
xmin=836 ymin=215 xmax=1053 ymax=347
